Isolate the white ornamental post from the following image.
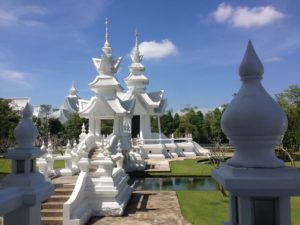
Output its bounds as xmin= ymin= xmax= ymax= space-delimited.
xmin=212 ymin=41 xmax=300 ymax=225
xmin=36 ymin=141 xmax=49 ymax=178
xmin=1 ymin=103 xmax=54 ymax=225
xmin=171 ymin=133 xmax=175 ymax=143
xmin=61 ymin=139 xmax=72 ymax=175
xmin=70 ymin=140 xmax=79 ymax=172
xmin=78 ymin=142 xmax=89 ymax=172
xmin=116 ymin=140 xmax=124 ymax=169
xmin=46 ymin=140 xmax=54 ymax=173
xmin=79 ymin=123 xmax=87 ymax=142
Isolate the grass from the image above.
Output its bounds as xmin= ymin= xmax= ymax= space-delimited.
xmin=177 ymin=191 xmax=300 ymax=225
xmin=177 ymin=191 xmax=229 ymax=225
xmin=146 ymin=158 xmax=300 ymax=177
xmin=148 ymin=159 xmax=214 ymax=177
xmin=0 ymin=158 xmax=65 ymax=181
xmin=291 ymin=196 xmax=300 ymax=225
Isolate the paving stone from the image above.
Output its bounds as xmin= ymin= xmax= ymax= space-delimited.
xmin=87 ymin=191 xmax=190 ymax=225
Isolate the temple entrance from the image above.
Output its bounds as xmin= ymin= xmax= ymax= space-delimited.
xmin=131 ymin=115 xmax=140 ymax=138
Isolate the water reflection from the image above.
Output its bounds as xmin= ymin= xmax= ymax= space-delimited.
xmin=130 ymin=177 xmax=218 ymax=191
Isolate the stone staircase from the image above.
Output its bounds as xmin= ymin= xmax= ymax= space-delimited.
xmin=41 ymin=182 xmax=75 ymax=225
xmin=89 ymin=147 xmax=100 ymax=160
xmin=89 ymin=147 xmax=101 ymax=175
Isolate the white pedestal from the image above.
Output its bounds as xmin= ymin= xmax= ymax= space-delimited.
xmin=212 ymin=163 xmax=300 ymax=225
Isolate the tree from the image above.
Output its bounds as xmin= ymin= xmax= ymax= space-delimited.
xmin=101 ymin=119 xmax=113 ymax=135
xmin=205 ymin=108 xmax=227 ymax=145
xmin=48 ymin=118 xmax=64 ymax=136
xmin=276 ymin=84 xmax=300 ymax=107
xmin=40 ymin=104 xmax=52 ymax=117
xmin=0 ymin=99 xmax=20 ymax=139
xmin=160 ymin=111 xmax=175 ymax=136
xmin=175 ymin=108 xmax=205 ymax=141
xmin=276 ymin=85 xmax=300 ymax=151
xmin=63 ymin=113 xmax=88 ymax=141
xmin=0 ymin=99 xmax=20 ymax=153
xmin=173 ymin=113 xmax=180 ymax=131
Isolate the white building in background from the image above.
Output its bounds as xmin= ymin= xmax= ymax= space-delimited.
xmin=8 ymin=97 xmax=45 ymax=118
xmin=49 ymin=83 xmax=81 ymax=124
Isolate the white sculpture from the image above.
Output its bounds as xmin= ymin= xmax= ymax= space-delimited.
xmin=221 ymin=40 xmax=287 ymax=168
xmin=212 ymin=41 xmax=300 ymax=225
xmin=0 ymin=103 xmax=54 ymax=225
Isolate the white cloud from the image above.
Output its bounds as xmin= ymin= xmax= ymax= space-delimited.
xmin=138 ymin=39 xmax=178 ymax=60
xmin=212 ymin=3 xmax=284 ymax=28
xmin=0 ymin=70 xmax=27 ymax=84
xmin=212 ymin=3 xmax=233 ymax=23
xmin=0 ymin=5 xmax=47 ymax=27
xmin=265 ymin=56 xmax=282 ymax=62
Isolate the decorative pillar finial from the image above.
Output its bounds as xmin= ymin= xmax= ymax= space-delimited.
xmin=239 ymin=40 xmax=264 ymax=80
xmin=221 ymin=40 xmax=288 ymax=168
xmin=14 ymin=103 xmax=38 ymax=148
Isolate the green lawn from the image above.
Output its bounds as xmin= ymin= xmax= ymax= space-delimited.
xmin=147 ymin=158 xmax=300 ymax=177
xmin=177 ymin=191 xmax=229 ymax=225
xmin=0 ymin=158 xmax=65 ymax=181
xmin=149 ymin=159 xmax=214 ymax=177
xmin=177 ymin=191 xmax=300 ymax=225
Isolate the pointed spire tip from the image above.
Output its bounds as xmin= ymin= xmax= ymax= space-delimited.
xmin=23 ymin=103 xmax=32 ymax=119
xmin=239 ymin=40 xmax=264 ymax=79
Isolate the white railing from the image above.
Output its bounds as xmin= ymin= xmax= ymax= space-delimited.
xmin=77 ymin=133 xmax=96 ymax=154
xmin=63 ymin=172 xmax=91 ymax=225
xmin=136 ymin=137 xmax=193 ymax=145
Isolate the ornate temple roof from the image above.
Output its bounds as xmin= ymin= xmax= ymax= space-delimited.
xmin=79 ymin=21 xmax=167 ymax=119
xmin=50 ymin=83 xmax=80 ymax=123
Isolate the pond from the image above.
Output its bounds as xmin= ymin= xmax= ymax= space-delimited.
xmin=129 ymin=177 xmax=219 ymax=191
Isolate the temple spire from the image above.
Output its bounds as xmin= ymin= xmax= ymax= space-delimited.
xmin=92 ymin=18 xmax=122 ymax=76
xmin=69 ymin=81 xmax=77 ymax=96
xmin=131 ymin=29 xmax=143 ymax=63
xmin=105 ymin=17 xmax=110 ymax=47
xmin=134 ymin=29 xmax=139 ymax=51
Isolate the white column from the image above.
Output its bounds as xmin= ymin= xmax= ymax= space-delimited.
xmin=95 ymin=119 xmax=101 ymax=138
xmin=140 ymin=115 xmax=151 ymax=139
xmin=113 ymin=116 xmax=120 ymax=135
xmin=89 ymin=117 xmax=95 ymax=135
xmin=157 ymin=115 xmax=162 ymax=142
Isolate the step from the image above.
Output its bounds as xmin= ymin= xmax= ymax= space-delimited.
xmin=47 ymin=195 xmax=70 ymax=203
xmin=41 ymin=216 xmax=62 ymax=225
xmin=42 ymin=202 xmax=63 ymax=210
xmin=54 ymin=183 xmax=75 ymax=189
xmin=54 ymin=188 xmax=73 ymax=195
xmin=41 ymin=209 xmax=63 ymax=217
xmin=63 ymin=184 xmax=75 ymax=189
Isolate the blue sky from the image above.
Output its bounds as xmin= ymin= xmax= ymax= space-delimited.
xmin=0 ymin=0 xmax=299 ymax=111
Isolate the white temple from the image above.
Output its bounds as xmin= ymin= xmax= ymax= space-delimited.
xmin=119 ymin=30 xmax=167 ymax=140
xmin=50 ymin=82 xmax=81 ymax=124
xmin=79 ymin=19 xmax=209 ymax=160
xmin=78 ymin=18 xmax=132 ymax=154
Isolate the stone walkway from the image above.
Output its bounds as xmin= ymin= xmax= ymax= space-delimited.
xmin=87 ymin=191 xmax=190 ymax=225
